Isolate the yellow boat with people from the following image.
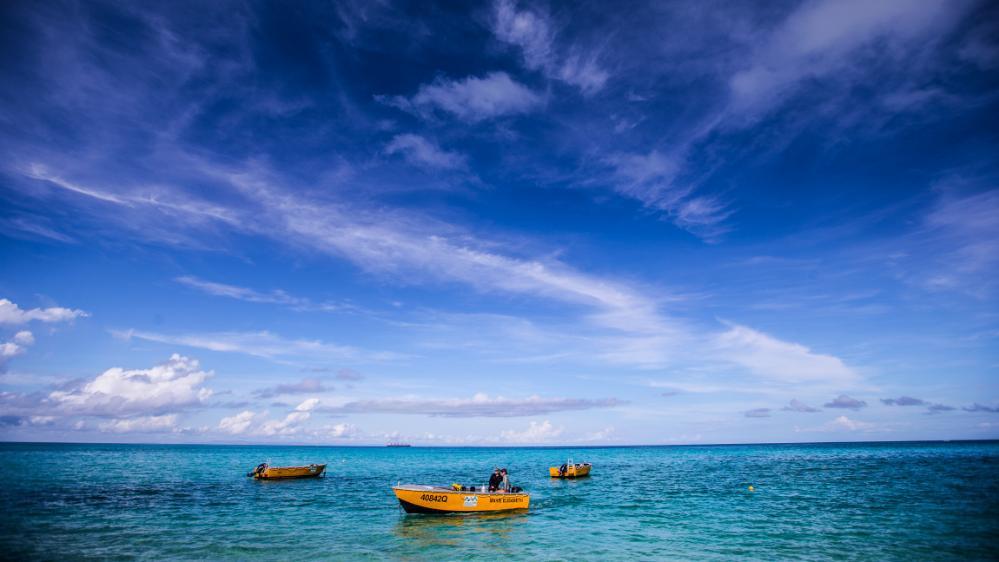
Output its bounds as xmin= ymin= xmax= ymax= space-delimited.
xmin=247 ymin=462 xmax=326 ymax=480
xmin=549 ymin=460 xmax=592 ymax=478
xmin=392 ymin=484 xmax=530 ymax=514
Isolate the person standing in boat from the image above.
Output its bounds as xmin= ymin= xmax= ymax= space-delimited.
xmin=488 ymin=468 xmax=502 ymax=492
xmin=500 ymin=468 xmax=510 ymax=492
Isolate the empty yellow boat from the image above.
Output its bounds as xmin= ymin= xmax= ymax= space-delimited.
xmin=247 ymin=463 xmax=326 ymax=479
xmin=549 ymin=461 xmax=592 ymax=478
xmin=392 ymin=484 xmax=530 ymax=514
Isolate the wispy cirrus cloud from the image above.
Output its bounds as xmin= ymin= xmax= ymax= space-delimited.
xmin=603 ymin=150 xmax=731 ymax=240
xmin=175 ymin=276 xmax=352 ymax=313
xmin=20 ymin=158 xmax=863 ymax=391
xmin=380 ymin=72 xmax=541 ymax=122
xmin=727 ymin=0 xmax=961 ymax=119
xmin=491 ymin=0 xmax=608 ymax=94
xmin=916 ymin=188 xmax=999 ymax=297
xmin=384 ymin=134 xmax=466 ymax=170
xmin=714 ymin=323 xmax=859 ymax=385
xmin=112 ymin=329 xmax=404 ymax=364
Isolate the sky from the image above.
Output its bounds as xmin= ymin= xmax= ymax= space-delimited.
xmin=0 ymin=0 xmax=997 ymax=446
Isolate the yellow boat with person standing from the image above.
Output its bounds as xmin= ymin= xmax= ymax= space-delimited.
xmin=392 ymin=484 xmax=530 ymax=514
xmin=549 ymin=459 xmax=592 ymax=478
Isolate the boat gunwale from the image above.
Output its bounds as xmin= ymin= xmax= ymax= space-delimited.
xmin=254 ymin=463 xmax=326 ymax=479
xmin=392 ymin=484 xmax=529 ymax=498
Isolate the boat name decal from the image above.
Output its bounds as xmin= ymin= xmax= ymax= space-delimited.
xmin=464 ymin=495 xmax=478 ymax=507
xmin=420 ymin=493 xmax=449 ymax=503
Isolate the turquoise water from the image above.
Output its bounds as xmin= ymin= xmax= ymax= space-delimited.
xmin=1 ymin=441 xmax=997 ymax=560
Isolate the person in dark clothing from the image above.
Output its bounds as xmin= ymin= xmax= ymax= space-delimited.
xmin=488 ymin=468 xmax=502 ymax=491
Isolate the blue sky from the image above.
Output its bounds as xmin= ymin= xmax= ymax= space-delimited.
xmin=1 ymin=0 xmax=997 ymax=445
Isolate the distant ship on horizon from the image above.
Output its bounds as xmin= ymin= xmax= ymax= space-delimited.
xmin=386 ymin=442 xmax=412 ymax=447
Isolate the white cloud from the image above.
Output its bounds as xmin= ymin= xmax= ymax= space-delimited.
xmin=295 ymin=397 xmax=320 ymax=412
xmin=385 ymin=134 xmax=465 ymax=170
xmin=2 ymin=332 xmax=37 ymax=370
xmin=558 ymin=53 xmax=609 ymax=95
xmin=100 ymin=414 xmax=178 ymax=433
xmin=326 ymin=422 xmax=358 ymax=438
xmin=49 ymin=354 xmax=213 ymax=416
xmin=827 ymin=415 xmax=874 ymax=431
xmin=584 ymin=426 xmax=615 ymax=441
xmin=500 ymin=419 xmax=563 ymax=443
xmin=22 ymin=162 xmax=861 ymax=393
xmin=385 ymin=72 xmax=541 ymax=122
xmin=175 ymin=276 xmax=352 ymax=313
xmin=259 ymin=410 xmax=311 ymax=436
xmin=0 ymin=341 xmax=25 ymax=359
xmin=714 ymin=323 xmax=858 ymax=385
xmin=492 ymin=0 xmax=553 ymax=70
xmin=729 ymin=0 xmax=959 ymax=116
xmin=113 ymin=329 xmax=402 ymax=363
xmin=604 ymin=150 xmax=730 ymax=238
xmin=491 ymin=0 xmax=609 ymax=94
xmin=917 ymin=189 xmax=999 ymax=296
xmin=218 ymin=410 xmax=256 ymax=434
xmin=13 ymin=331 xmax=34 ymax=345
xmin=0 ymin=298 xmax=87 ymax=325
xmin=218 ymin=404 xmax=355 ymax=440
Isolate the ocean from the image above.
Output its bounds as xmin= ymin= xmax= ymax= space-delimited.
xmin=1 ymin=441 xmax=996 ymax=560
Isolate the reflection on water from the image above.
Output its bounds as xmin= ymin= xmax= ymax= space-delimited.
xmin=394 ymin=510 xmax=529 ymax=549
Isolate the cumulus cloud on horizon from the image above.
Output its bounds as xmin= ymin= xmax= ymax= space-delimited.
xmin=48 ymin=354 xmax=213 ymax=417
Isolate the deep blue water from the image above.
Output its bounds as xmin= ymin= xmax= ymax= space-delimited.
xmin=1 ymin=441 xmax=997 ymax=560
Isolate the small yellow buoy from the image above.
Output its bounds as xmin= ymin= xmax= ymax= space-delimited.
xmin=748 ymin=485 xmax=755 ymax=492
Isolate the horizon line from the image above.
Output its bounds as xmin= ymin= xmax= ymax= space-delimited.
xmin=2 ymin=437 xmax=996 ymax=449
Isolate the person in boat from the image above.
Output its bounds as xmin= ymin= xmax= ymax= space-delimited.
xmin=559 ymin=463 xmax=568 ymax=477
xmin=488 ymin=468 xmax=502 ymax=492
xmin=500 ymin=468 xmax=510 ymax=492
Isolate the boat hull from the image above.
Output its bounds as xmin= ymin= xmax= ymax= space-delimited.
xmin=393 ymin=485 xmax=529 ymax=514
xmin=549 ymin=463 xmax=591 ymax=478
xmin=255 ymin=464 xmax=326 ymax=479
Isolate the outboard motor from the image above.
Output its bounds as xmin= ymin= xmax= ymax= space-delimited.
xmin=247 ymin=463 xmax=267 ymax=477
